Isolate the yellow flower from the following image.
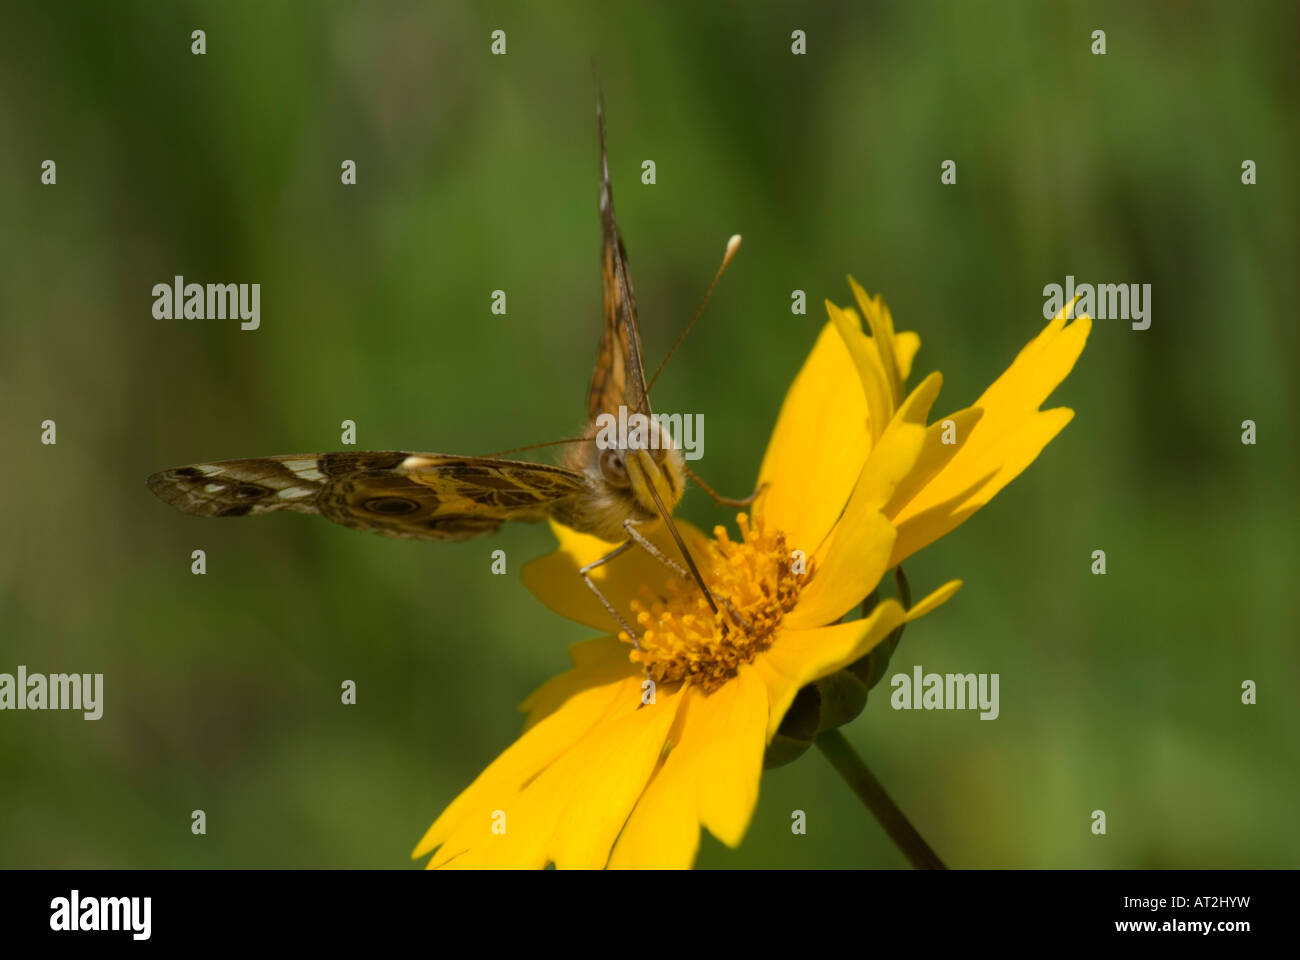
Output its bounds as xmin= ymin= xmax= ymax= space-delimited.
xmin=819 ymin=278 xmax=1092 ymax=567
xmin=412 ymin=280 xmax=1089 ymax=869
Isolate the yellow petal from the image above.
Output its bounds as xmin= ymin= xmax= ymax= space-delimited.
xmin=782 ymin=374 xmax=940 ymax=629
xmin=906 ymin=578 xmax=963 ymax=619
xmin=545 ymin=689 xmax=684 ymax=868
xmin=841 ymin=375 xmax=935 ymax=518
xmin=894 ymin=331 xmax=921 ymax=382
xmin=686 ymin=667 xmax=768 ymax=847
xmin=610 ymin=667 xmax=768 ymax=866
xmin=889 ymin=408 xmax=1073 ymax=566
xmin=520 ymin=636 xmax=637 ymax=730
xmin=848 ymin=277 xmax=904 ymax=406
xmin=895 ymin=370 xmax=943 ymax=425
xmin=888 ymin=311 xmax=1090 ymax=565
xmin=755 ymin=320 xmax=872 ymax=552
xmin=882 ymin=405 xmax=984 ymax=519
xmin=607 ymin=695 xmax=700 ymax=869
xmin=756 ymin=608 xmax=906 ymax=742
xmin=435 ymin=681 xmax=683 ymax=869
xmin=828 ymin=284 xmax=923 ymax=441
xmin=521 ymin=518 xmax=712 ymax=633
xmin=827 ymin=300 xmax=893 ymax=444
xmin=413 ymin=673 xmax=636 ymax=861
xmin=607 ymin=760 xmax=701 ymax=868
xmin=757 ymin=579 xmax=962 ymax=741
xmin=784 ymin=507 xmax=896 ymax=631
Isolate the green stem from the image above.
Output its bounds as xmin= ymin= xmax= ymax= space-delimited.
xmin=815 ymin=729 xmax=946 ymax=870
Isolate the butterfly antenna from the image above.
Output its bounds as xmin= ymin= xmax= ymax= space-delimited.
xmin=646 ymin=234 xmax=742 ymax=394
xmin=479 ymin=437 xmax=588 ymax=458
xmin=594 ymin=67 xmax=612 ymax=214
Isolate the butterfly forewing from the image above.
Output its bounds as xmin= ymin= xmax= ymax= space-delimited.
xmin=587 ymin=93 xmax=653 ymax=422
xmin=147 ymin=453 xmax=587 ymax=542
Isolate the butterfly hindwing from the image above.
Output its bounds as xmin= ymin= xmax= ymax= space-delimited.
xmin=146 ymin=453 xmax=588 ymax=542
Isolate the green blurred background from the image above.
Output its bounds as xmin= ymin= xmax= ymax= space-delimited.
xmin=2 ymin=0 xmax=1296 ymax=868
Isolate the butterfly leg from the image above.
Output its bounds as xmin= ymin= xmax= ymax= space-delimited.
xmin=622 ymin=518 xmax=755 ymax=632
xmin=684 ymin=465 xmax=768 ymax=508
xmin=579 ymin=541 xmax=659 ymax=693
xmin=579 ymin=540 xmax=643 ymax=648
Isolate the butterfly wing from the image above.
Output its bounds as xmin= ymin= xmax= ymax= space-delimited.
xmin=587 ymin=93 xmax=653 ymax=421
xmin=146 ymin=452 xmax=588 ymax=542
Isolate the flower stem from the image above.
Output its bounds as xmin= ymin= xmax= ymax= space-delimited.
xmin=814 ymin=729 xmax=946 ymax=870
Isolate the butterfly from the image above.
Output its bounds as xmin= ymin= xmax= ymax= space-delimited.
xmin=147 ymin=93 xmax=748 ymax=640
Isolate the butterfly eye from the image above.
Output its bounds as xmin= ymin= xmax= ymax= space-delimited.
xmin=599 ymin=449 xmax=630 ymax=487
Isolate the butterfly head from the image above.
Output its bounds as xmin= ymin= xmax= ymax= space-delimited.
xmin=617 ymin=444 xmax=685 ymax=520
xmin=570 ymin=414 xmax=686 ymax=536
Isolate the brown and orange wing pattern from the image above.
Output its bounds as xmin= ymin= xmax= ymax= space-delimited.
xmin=146 ymin=452 xmax=587 ymax=542
xmin=586 ymin=93 xmax=653 ymax=422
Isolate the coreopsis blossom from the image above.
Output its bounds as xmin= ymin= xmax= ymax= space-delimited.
xmin=413 ymin=281 xmax=1089 ymax=868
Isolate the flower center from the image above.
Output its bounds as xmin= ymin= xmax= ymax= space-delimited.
xmin=625 ymin=514 xmax=810 ymax=693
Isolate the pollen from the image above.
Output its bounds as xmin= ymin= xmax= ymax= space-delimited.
xmin=624 ymin=513 xmax=810 ymax=693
